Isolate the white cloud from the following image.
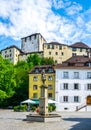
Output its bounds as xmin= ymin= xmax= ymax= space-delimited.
xmin=0 ymin=0 xmax=91 ymax=47
xmin=65 ymin=2 xmax=82 ymax=15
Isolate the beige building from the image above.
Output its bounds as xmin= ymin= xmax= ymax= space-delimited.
xmin=43 ymin=42 xmax=90 ymax=64
xmin=1 ymin=45 xmax=21 ymax=64
xmin=21 ymin=33 xmax=46 ymax=53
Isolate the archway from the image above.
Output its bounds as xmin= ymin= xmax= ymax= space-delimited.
xmin=86 ymin=96 xmax=91 ymax=105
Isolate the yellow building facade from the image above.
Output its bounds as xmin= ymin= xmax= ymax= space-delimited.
xmin=43 ymin=42 xmax=90 ymax=64
xmin=29 ymin=65 xmax=55 ymax=100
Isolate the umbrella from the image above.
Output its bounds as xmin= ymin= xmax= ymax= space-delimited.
xmin=48 ymin=99 xmax=59 ymax=104
xmin=21 ymin=99 xmax=36 ymax=104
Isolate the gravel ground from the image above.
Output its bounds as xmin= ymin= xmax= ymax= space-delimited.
xmin=0 ymin=109 xmax=91 ymax=130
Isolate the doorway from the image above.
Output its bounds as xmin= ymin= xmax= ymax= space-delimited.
xmin=86 ymin=96 xmax=91 ymax=105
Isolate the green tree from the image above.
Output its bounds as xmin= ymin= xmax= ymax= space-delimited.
xmin=41 ymin=57 xmax=54 ymax=65
xmin=27 ymin=53 xmax=41 ymax=66
xmin=10 ymin=61 xmax=29 ymax=106
xmin=0 ymin=55 xmax=16 ymax=100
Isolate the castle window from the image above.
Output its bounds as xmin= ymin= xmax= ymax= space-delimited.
xmin=72 ymin=48 xmax=76 ymax=51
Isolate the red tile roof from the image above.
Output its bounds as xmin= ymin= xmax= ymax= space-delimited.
xmin=69 ymin=42 xmax=90 ymax=49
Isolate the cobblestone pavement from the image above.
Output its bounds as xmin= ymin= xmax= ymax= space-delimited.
xmin=0 ymin=109 xmax=91 ymax=130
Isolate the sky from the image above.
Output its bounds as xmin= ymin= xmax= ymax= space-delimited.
xmin=0 ymin=0 xmax=91 ymax=50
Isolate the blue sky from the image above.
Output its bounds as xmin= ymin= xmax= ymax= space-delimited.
xmin=0 ymin=0 xmax=91 ymax=50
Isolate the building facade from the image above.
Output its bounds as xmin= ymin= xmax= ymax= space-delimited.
xmin=1 ymin=45 xmax=21 ymax=64
xmin=43 ymin=42 xmax=90 ymax=64
xmin=55 ymin=56 xmax=91 ymax=111
xmin=21 ymin=33 xmax=46 ymax=53
xmin=29 ymin=65 xmax=55 ymax=100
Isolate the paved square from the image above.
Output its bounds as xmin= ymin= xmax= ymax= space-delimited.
xmin=0 ymin=109 xmax=91 ymax=130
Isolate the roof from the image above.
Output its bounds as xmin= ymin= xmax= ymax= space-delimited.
xmin=29 ymin=65 xmax=55 ymax=74
xmin=21 ymin=33 xmax=46 ymax=42
xmin=63 ymin=55 xmax=91 ymax=63
xmin=69 ymin=42 xmax=90 ymax=49
xmin=44 ymin=41 xmax=67 ymax=46
xmin=1 ymin=45 xmax=22 ymax=52
xmin=55 ymin=56 xmax=91 ymax=69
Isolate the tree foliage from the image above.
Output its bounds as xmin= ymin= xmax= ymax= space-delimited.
xmin=0 ymin=55 xmax=16 ymax=101
xmin=0 ymin=53 xmax=55 ymax=107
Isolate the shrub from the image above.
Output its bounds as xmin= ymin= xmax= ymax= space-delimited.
xmin=52 ymin=104 xmax=56 ymax=111
xmin=48 ymin=105 xmax=53 ymax=112
xmin=31 ymin=106 xmax=36 ymax=111
xmin=13 ymin=104 xmax=27 ymax=112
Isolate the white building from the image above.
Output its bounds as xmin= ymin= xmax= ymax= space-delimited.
xmin=21 ymin=33 xmax=46 ymax=53
xmin=55 ymin=56 xmax=91 ymax=111
xmin=1 ymin=45 xmax=21 ymax=64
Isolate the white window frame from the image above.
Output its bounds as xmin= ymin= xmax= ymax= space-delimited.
xmin=87 ymin=72 xmax=91 ymax=79
xmin=63 ymin=72 xmax=69 ymax=79
xmin=74 ymin=72 xmax=79 ymax=79
xmin=63 ymin=96 xmax=68 ymax=102
xmin=74 ymin=96 xmax=79 ymax=102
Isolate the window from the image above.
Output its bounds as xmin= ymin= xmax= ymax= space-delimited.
xmin=87 ymin=84 xmax=91 ymax=90
xmin=10 ymin=54 xmax=12 ymax=57
xmin=33 ymin=85 xmax=37 ymax=90
xmin=61 ymin=52 xmax=64 ymax=56
xmin=52 ymin=44 xmax=54 ymax=49
xmin=34 ymin=35 xmax=36 ymax=39
xmin=48 ymin=93 xmax=52 ymax=98
xmin=59 ymin=45 xmax=62 ymax=50
xmin=55 ymin=52 xmax=58 ymax=55
xmin=72 ymin=53 xmax=76 ymax=56
xmin=48 ymin=76 xmax=52 ymax=81
xmin=48 ymin=85 xmax=52 ymax=90
xmin=9 ymin=49 xmax=11 ymax=52
xmin=74 ymin=96 xmax=79 ymax=102
xmin=35 ymin=69 xmax=39 ymax=73
xmin=74 ymin=72 xmax=79 ymax=79
xmin=33 ymin=93 xmax=37 ymax=98
xmin=49 ymin=51 xmax=51 ymax=55
xmin=47 ymin=45 xmax=50 ymax=49
xmin=87 ymin=72 xmax=91 ymax=79
xmin=74 ymin=83 xmax=79 ymax=90
xmin=48 ymin=68 xmax=53 ymax=73
xmin=63 ymin=72 xmax=69 ymax=79
xmin=63 ymin=96 xmax=68 ymax=102
xmin=29 ymin=36 xmax=31 ymax=40
xmin=5 ymin=51 xmax=7 ymax=53
xmin=80 ymin=48 xmax=82 ymax=52
xmin=25 ymin=38 xmax=27 ymax=42
xmin=63 ymin=83 xmax=68 ymax=90
xmin=33 ymin=76 xmax=38 ymax=81
xmin=72 ymin=48 xmax=76 ymax=51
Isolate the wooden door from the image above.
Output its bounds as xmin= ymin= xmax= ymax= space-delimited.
xmin=87 ymin=96 xmax=91 ymax=105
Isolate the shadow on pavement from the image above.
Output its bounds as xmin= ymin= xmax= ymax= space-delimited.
xmin=63 ymin=118 xmax=91 ymax=130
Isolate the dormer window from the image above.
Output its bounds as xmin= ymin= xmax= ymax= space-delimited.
xmin=48 ymin=68 xmax=53 ymax=73
xmin=35 ymin=69 xmax=39 ymax=73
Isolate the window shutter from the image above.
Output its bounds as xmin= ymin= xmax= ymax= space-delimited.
xmin=60 ymin=84 xmax=63 ymax=90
